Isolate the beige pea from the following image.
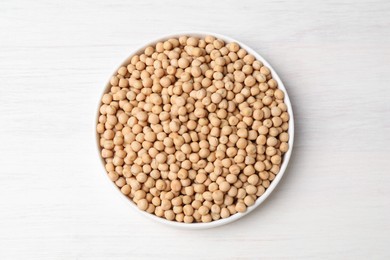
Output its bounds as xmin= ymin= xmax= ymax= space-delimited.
xmin=187 ymin=37 xmax=199 ymax=46
xmin=274 ymin=89 xmax=284 ymax=99
xmin=227 ymin=42 xmax=240 ymax=52
xmin=244 ymin=196 xmax=255 ymax=207
xmin=154 ymin=206 xmax=164 ymax=217
xmin=160 ymin=77 xmax=171 ymax=87
xmin=156 ymin=179 xmax=166 ymax=190
xmin=236 ymin=138 xmax=247 ymax=149
xmin=220 ymin=208 xmax=230 ymax=218
xmin=229 ymin=165 xmax=241 ymax=175
xmin=137 ymin=199 xmax=149 ymax=211
xmin=272 ymin=117 xmax=283 ymax=127
xmin=191 ymin=66 xmax=202 ymax=77
xmin=161 ymin=199 xmax=172 ymax=210
xmin=226 ymin=174 xmax=238 ymax=184
xmin=184 ymin=215 xmax=194 ymax=223
xmin=260 ymin=66 xmax=270 ymax=75
xmin=110 ymin=76 xmax=119 ymax=86
xmin=164 ymin=210 xmax=175 ymax=221
xmin=279 ymin=132 xmax=289 ymax=142
xmin=243 ymin=165 xmax=255 ymax=176
xmin=120 ymin=185 xmax=131 ymax=195
xmin=219 ymin=181 xmax=230 ymax=192
xmin=245 ymin=185 xmax=257 ymax=195
xmin=171 ymin=180 xmax=182 ymax=192
xmin=271 ymin=155 xmax=282 ymax=164
xmin=178 ymin=57 xmax=190 ymax=68
xmin=183 ymin=205 xmax=194 ymax=216
xmin=198 ymin=205 xmax=209 ymax=216
xmin=211 ymin=93 xmax=222 ymax=104
xmin=233 ymin=71 xmax=245 ymax=83
xmin=101 ymin=149 xmax=113 ymax=158
xmin=262 ymin=96 xmax=273 ymax=106
xmin=248 ymin=175 xmax=259 ymax=185
xmin=212 ymin=190 xmax=224 ymax=201
xmin=267 ymin=137 xmax=278 ymax=147
xmin=244 ymin=76 xmax=256 ymax=87
xmin=235 ymin=202 xmax=246 ymax=213
xmin=281 ymin=112 xmax=289 ymax=122
xmin=259 ymin=171 xmax=269 ymax=180
xmin=108 ymin=172 xmax=119 ymax=182
xmin=280 ymin=142 xmax=289 ymax=153
xmin=256 ymin=186 xmax=266 ymax=196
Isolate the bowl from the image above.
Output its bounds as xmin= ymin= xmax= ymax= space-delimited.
xmin=95 ymin=32 xmax=294 ymax=229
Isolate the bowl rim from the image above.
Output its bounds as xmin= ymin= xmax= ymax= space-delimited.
xmin=95 ymin=31 xmax=294 ymax=229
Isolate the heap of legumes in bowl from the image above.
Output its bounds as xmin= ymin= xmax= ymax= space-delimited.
xmin=96 ymin=32 xmax=294 ymax=229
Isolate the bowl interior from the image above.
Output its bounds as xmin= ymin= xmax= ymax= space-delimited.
xmin=96 ymin=32 xmax=294 ymax=229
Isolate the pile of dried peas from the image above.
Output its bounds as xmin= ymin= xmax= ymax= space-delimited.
xmin=97 ymin=35 xmax=290 ymax=223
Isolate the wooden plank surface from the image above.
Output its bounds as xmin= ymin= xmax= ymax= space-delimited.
xmin=0 ymin=0 xmax=389 ymax=259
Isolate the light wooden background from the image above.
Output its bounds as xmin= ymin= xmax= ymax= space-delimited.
xmin=0 ymin=0 xmax=389 ymax=259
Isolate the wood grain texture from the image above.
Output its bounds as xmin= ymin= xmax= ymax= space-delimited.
xmin=0 ymin=0 xmax=389 ymax=259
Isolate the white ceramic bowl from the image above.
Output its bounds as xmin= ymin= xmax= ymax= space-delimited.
xmin=96 ymin=32 xmax=294 ymax=229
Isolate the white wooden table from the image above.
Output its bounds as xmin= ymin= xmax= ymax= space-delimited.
xmin=0 ymin=0 xmax=389 ymax=259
